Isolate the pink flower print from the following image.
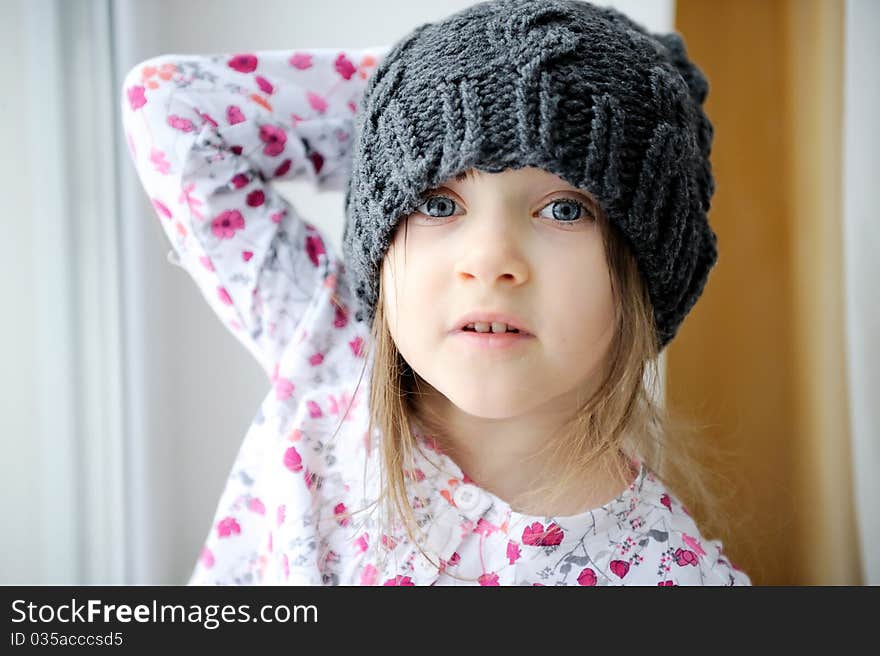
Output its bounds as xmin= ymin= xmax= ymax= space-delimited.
xmin=542 ymin=522 xmax=564 ymax=546
xmin=276 ymin=504 xmax=286 ymax=527
xmin=308 ymin=150 xmax=324 ymax=174
xmin=259 ymin=124 xmax=286 ymax=157
xmin=577 ymin=567 xmax=598 ymax=586
xmin=383 ymin=575 xmax=414 ymax=586
xmin=242 ymin=251 xmax=253 ymax=262
xmin=246 ymin=189 xmax=265 ymax=207
xmin=674 ymin=548 xmax=699 ymax=567
xmin=308 ymin=352 xmax=324 ymax=366
xmin=151 ymin=198 xmax=171 ymax=219
xmin=199 ymin=547 xmax=214 ymax=568
xmin=349 ymin=336 xmax=365 ymax=358
xmin=282 ymin=553 xmax=290 ymax=580
xmin=217 ymin=287 xmax=233 ymax=306
xmin=255 ymin=75 xmax=274 ymax=94
xmin=198 ymin=255 xmax=214 ymax=272
xmin=149 ymin=148 xmax=170 ymax=175
xmin=328 ymin=390 xmax=358 ymax=422
xmin=474 ymin=518 xmax=497 ymax=537
xmin=334 ymin=503 xmax=350 ymax=527
xmin=360 ymin=564 xmax=378 ymax=585
xmin=156 ymin=62 xmax=176 ymax=81
xmin=283 ymin=446 xmax=303 ymax=473
xmin=231 ymin=173 xmax=249 ymax=189
xmin=216 ymin=516 xmax=241 ymax=538
xmin=230 ymin=145 xmax=243 ymax=155
xmin=335 ymin=53 xmax=357 ymax=80
xmin=226 ymin=105 xmax=246 ymax=125
xmin=306 ymin=400 xmax=323 ymax=418
xmin=682 ymin=533 xmax=707 ymax=557
xmin=127 ymin=85 xmax=146 ymax=111
xmin=333 ymin=301 xmax=349 ymax=329
xmin=478 ymin=572 xmax=500 ymax=586
xmin=507 ymin=541 xmax=521 ymax=565
xmin=167 ymin=114 xmax=195 ymax=132
xmin=228 ymin=54 xmax=258 ymax=73
xmin=274 ymin=158 xmax=291 ymax=178
xmin=288 ymin=52 xmax=313 ymax=70
xmin=247 ymin=497 xmax=265 ymax=514
xmin=178 ymin=182 xmax=204 ymax=221
xmin=354 ymin=534 xmax=369 ymax=553
xmin=660 ymin=493 xmax=671 ymax=511
xmin=381 ymin=534 xmax=398 ymax=551
xmin=195 ymin=108 xmax=218 ymax=128
xmin=448 ymin=552 xmax=461 ymax=567
xmin=521 ymin=521 xmax=564 ymax=547
xmin=211 ymin=209 xmax=245 ymax=239
xmin=658 ymin=580 xmax=676 ymax=586
xmin=306 ymin=91 xmax=327 ymax=115
xmin=275 ymin=377 xmax=294 ymax=401
xmin=304 ymin=234 xmax=326 ymax=268
xmin=610 ymin=559 xmax=630 ymax=579
xmin=304 ymin=469 xmax=317 ymax=490
xmin=270 ymin=210 xmax=285 ymax=224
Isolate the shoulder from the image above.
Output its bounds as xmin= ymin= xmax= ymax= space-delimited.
xmin=607 ymin=468 xmax=752 ymax=586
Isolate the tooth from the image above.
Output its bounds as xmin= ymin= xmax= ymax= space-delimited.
xmin=490 ymin=322 xmax=507 ymax=333
xmin=474 ymin=322 xmax=491 ymax=333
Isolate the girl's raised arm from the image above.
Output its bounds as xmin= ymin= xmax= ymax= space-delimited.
xmin=120 ymin=46 xmax=388 ymax=377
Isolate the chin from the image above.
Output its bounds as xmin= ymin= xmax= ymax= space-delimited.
xmin=439 ymin=382 xmax=531 ymax=421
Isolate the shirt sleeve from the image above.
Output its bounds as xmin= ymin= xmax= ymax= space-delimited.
xmin=120 ymin=46 xmax=389 ymax=378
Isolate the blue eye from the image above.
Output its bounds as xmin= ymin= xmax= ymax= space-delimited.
xmin=538 ymin=198 xmax=591 ymax=223
xmin=415 ymin=195 xmax=458 ymax=218
xmin=413 ymin=194 xmax=593 ymax=224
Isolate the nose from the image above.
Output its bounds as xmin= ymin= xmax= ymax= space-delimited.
xmin=453 ymin=212 xmax=529 ymax=288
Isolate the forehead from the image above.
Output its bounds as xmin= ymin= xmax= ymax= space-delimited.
xmin=449 ymin=166 xmax=578 ymax=188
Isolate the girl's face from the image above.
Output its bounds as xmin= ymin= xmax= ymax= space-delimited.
xmin=381 ymin=166 xmax=616 ymax=421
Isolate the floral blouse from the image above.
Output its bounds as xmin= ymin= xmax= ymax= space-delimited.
xmin=120 ymin=46 xmax=751 ymax=586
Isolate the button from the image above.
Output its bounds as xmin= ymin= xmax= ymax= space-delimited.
xmin=453 ymin=483 xmax=482 ymax=512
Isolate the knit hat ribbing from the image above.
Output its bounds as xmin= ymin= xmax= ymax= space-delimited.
xmin=342 ymin=0 xmax=717 ymax=352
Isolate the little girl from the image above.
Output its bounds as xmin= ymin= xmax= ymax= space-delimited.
xmin=121 ymin=0 xmax=751 ymax=585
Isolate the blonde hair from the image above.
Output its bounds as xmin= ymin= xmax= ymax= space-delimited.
xmin=332 ymin=191 xmax=735 ymax=582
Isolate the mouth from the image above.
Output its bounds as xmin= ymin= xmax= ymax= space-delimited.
xmin=454 ymin=325 xmax=534 ymax=350
xmin=452 ymin=314 xmax=534 ymax=337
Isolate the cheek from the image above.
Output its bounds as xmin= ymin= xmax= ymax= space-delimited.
xmin=546 ymin=250 xmax=615 ymax=345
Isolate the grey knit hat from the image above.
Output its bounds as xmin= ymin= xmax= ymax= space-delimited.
xmin=342 ymin=0 xmax=717 ymax=351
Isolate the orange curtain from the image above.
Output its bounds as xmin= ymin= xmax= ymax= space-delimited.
xmin=669 ymin=0 xmax=861 ymax=584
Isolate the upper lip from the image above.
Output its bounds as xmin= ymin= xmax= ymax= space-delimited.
xmin=452 ymin=311 xmax=533 ymax=336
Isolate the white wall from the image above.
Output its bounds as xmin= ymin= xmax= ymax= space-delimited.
xmin=0 ymin=0 xmax=46 ymax=584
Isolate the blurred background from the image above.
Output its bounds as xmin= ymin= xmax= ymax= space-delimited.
xmin=0 ymin=0 xmax=876 ymax=585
